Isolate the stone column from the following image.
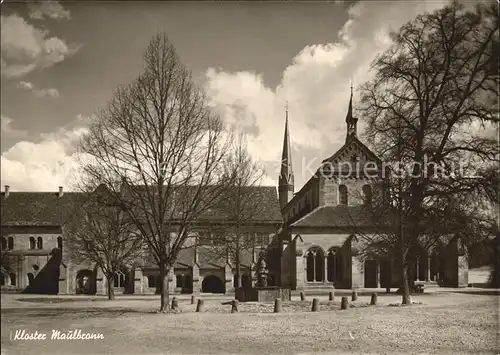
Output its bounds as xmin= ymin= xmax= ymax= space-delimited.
xmin=224 ymin=264 xmax=234 ymax=293
xmin=426 ymin=256 xmax=431 ymax=282
xmin=192 ymin=264 xmax=200 ymax=294
xmin=351 ymin=256 xmax=363 ymax=289
xmin=324 ymin=255 xmax=328 ymax=284
xmin=376 ymin=260 xmax=381 ymax=288
xmin=133 ymin=268 xmax=143 ymax=294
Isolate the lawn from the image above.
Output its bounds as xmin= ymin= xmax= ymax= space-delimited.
xmin=1 ymin=291 xmax=498 ymax=354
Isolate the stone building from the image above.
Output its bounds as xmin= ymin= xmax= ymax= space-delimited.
xmin=270 ymin=90 xmax=469 ymax=292
xmin=0 ymin=185 xmax=282 ymax=295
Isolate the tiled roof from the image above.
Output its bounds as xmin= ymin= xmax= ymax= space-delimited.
xmin=122 ymin=185 xmax=283 ymax=224
xmin=291 ymin=205 xmax=375 ymax=228
xmin=1 ymin=192 xmax=89 ymax=226
xmin=1 ymin=185 xmax=282 ymax=226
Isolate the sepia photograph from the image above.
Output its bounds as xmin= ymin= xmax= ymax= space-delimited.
xmin=0 ymin=0 xmax=499 ymax=354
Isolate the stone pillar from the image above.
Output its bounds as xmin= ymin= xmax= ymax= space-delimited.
xmin=457 ymin=254 xmax=468 ymax=287
xmin=376 ymin=260 xmax=381 ymax=288
xmin=426 ymin=256 xmax=431 ymax=282
xmin=224 ymin=264 xmax=234 ymax=293
xmin=133 ymin=268 xmax=143 ymax=294
xmin=95 ymin=267 xmax=106 ymax=295
xmin=324 ymin=255 xmax=328 ymax=285
xmin=192 ymin=264 xmax=200 ymax=294
xmin=58 ymin=263 xmax=68 ymax=295
xmin=351 ymin=256 xmax=363 ymax=289
xmin=295 ymin=249 xmax=305 ymax=290
xmin=168 ymin=268 xmax=175 ymax=291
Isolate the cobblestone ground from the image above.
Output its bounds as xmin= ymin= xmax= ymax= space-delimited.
xmin=1 ymin=290 xmax=499 ymax=354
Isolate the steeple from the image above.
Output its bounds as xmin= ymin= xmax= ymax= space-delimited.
xmin=345 ymin=83 xmax=358 ymax=143
xmin=278 ymin=101 xmax=294 ymax=211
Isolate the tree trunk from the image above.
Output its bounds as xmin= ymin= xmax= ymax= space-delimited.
xmin=106 ymin=274 xmax=115 ymax=300
xmin=159 ymin=263 xmax=170 ymax=312
xmin=235 ymin=247 xmax=241 ymax=290
xmin=400 ymin=262 xmax=411 ymax=305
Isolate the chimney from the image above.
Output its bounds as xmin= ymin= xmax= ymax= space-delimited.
xmin=58 ymin=186 xmax=64 ymax=197
xmin=4 ymin=185 xmax=10 ymax=198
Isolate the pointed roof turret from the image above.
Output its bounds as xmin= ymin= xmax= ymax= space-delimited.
xmin=345 ymin=84 xmax=358 ymax=143
xmin=281 ymin=101 xmax=293 ymax=177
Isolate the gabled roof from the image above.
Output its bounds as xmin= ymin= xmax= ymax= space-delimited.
xmin=1 ymin=192 xmax=89 ymax=226
xmin=321 ymin=136 xmax=382 ymax=165
xmin=291 ymin=205 xmax=374 ymax=228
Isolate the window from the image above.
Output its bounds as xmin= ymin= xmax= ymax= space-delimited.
xmin=176 ymin=274 xmax=183 ymax=287
xmin=114 ymin=271 xmax=126 ymax=288
xmin=339 ymin=185 xmax=348 ymax=205
xmin=29 ymin=237 xmax=35 ymax=250
xmin=327 ymin=248 xmax=343 ymax=283
xmin=57 ymin=237 xmax=63 ymax=250
xmin=362 ymin=185 xmax=372 ymax=206
xmin=1 ymin=237 xmax=6 ymax=250
xmin=306 ymin=247 xmax=325 ymax=282
xmin=147 ymin=275 xmax=157 ymax=288
xmin=7 ymin=237 xmax=13 ymax=250
xmin=36 ymin=237 xmax=43 ymax=249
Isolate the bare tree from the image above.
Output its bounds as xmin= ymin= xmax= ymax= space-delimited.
xmin=353 ymin=1 xmax=498 ymax=303
xmin=205 ymin=133 xmax=268 ymax=290
xmin=78 ymin=33 xmax=232 ymax=311
xmin=65 ymin=190 xmax=145 ymax=300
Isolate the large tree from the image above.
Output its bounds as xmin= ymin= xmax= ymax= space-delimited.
xmin=355 ymin=1 xmax=498 ymax=303
xmin=66 ymin=190 xmax=145 ymax=300
xmin=78 ymin=33 xmax=233 ymax=311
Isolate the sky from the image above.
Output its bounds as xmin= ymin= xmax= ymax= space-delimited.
xmin=0 ymin=0 xmax=457 ymax=192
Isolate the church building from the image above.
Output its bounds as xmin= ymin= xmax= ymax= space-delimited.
xmin=271 ymin=89 xmax=469 ymax=292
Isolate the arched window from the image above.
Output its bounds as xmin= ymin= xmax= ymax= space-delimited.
xmin=362 ymin=185 xmax=372 ymax=206
xmin=7 ymin=237 xmax=14 ymax=250
xmin=1 ymin=237 xmax=6 ymax=250
xmin=306 ymin=247 xmax=325 ymax=282
xmin=339 ymin=185 xmax=348 ymax=205
xmin=57 ymin=237 xmax=63 ymax=250
xmin=327 ymin=248 xmax=343 ymax=283
xmin=29 ymin=237 xmax=35 ymax=250
xmin=36 ymin=237 xmax=43 ymax=249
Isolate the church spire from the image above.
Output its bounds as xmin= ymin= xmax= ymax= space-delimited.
xmin=278 ymin=101 xmax=294 ymax=211
xmin=345 ymin=83 xmax=358 ymax=143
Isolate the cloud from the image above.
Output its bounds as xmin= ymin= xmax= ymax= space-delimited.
xmin=17 ymin=80 xmax=60 ymax=98
xmin=28 ymin=1 xmax=71 ymax=21
xmin=0 ymin=116 xmax=90 ymax=192
xmin=204 ymin=1 xmax=452 ymax=189
xmin=1 ymin=14 xmax=79 ymax=78
xmin=1 ymin=116 xmax=28 ymax=139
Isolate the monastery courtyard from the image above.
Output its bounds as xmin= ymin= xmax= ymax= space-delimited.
xmin=1 ymin=288 xmax=498 ymax=355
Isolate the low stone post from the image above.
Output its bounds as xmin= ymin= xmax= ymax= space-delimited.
xmin=300 ymin=292 xmax=305 ymax=301
xmin=311 ymin=298 xmax=319 ymax=312
xmin=171 ymin=297 xmax=178 ymax=310
xmin=370 ymin=293 xmax=377 ymax=306
xmin=351 ymin=290 xmax=358 ymax=301
xmin=191 ymin=295 xmax=196 ymax=304
xmin=196 ymin=299 xmax=204 ymax=312
xmin=274 ymin=298 xmax=282 ymax=313
xmin=231 ymin=300 xmax=239 ymax=313
xmin=341 ymin=296 xmax=348 ymax=310
xmin=328 ymin=291 xmax=334 ymax=302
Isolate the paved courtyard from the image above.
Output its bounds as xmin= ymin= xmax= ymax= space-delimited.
xmin=1 ymin=289 xmax=499 ymax=354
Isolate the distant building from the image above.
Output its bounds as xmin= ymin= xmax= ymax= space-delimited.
xmin=0 ymin=185 xmax=282 ymax=295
